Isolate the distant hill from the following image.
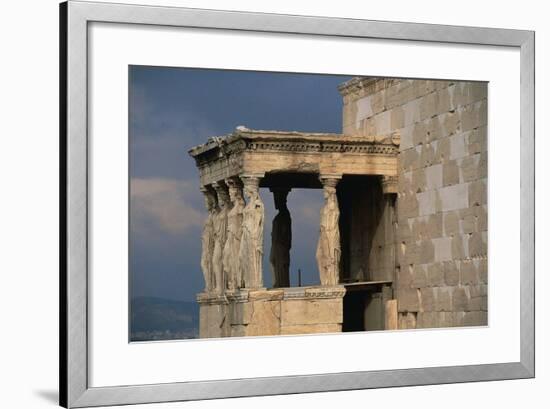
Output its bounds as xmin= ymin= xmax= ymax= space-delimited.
xmin=130 ymin=296 xmax=199 ymax=341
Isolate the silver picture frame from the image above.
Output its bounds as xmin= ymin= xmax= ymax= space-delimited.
xmin=60 ymin=1 xmax=535 ymax=407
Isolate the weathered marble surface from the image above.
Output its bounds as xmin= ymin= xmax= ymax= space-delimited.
xmin=238 ymin=176 xmax=264 ymax=289
xmin=223 ymin=178 xmax=245 ymax=290
xmin=188 ymin=129 xmax=399 ymax=188
xmin=197 ymin=286 xmax=345 ymax=338
xmin=316 ymin=178 xmax=341 ymax=286
xmin=338 ymin=77 xmax=488 ymax=329
xmin=200 ymin=187 xmax=217 ymax=291
xmin=212 ymin=182 xmax=230 ymax=293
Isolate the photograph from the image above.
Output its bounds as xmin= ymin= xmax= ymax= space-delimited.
xmin=1 ymin=0 xmax=541 ymax=408
xmin=129 ymin=67 xmax=488 ymax=341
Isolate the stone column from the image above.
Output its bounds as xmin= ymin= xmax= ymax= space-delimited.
xmin=223 ymin=177 xmax=245 ymax=291
xmin=269 ymin=188 xmax=291 ymax=288
xmin=211 ymin=181 xmax=230 ymax=294
xmin=199 ymin=186 xmax=217 ymax=292
xmin=238 ymin=175 xmax=264 ymax=289
xmin=316 ymin=176 xmax=342 ymax=286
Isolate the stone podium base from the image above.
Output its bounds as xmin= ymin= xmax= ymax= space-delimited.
xmin=197 ymin=286 xmax=346 ymax=338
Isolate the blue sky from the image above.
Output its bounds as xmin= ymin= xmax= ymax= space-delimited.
xmin=129 ymin=66 xmax=353 ymax=302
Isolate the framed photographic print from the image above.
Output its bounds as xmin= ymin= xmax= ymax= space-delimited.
xmin=60 ymin=1 xmax=535 ymax=407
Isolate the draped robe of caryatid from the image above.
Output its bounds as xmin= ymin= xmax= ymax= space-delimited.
xmin=211 ymin=186 xmax=229 ymax=293
xmin=238 ymin=181 xmax=264 ymax=288
xmin=269 ymin=189 xmax=291 ymax=288
xmin=316 ymin=183 xmax=341 ymax=286
xmin=200 ymin=189 xmax=217 ymax=291
xmin=223 ymin=185 xmax=245 ymax=290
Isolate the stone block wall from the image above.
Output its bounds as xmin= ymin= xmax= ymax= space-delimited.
xmin=341 ymin=78 xmax=488 ymax=329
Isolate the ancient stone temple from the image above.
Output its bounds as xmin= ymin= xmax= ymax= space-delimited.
xmin=189 ymin=77 xmax=488 ymax=338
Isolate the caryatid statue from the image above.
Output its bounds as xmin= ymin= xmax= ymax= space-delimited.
xmin=238 ymin=176 xmax=264 ymax=289
xmin=269 ymin=188 xmax=291 ymax=288
xmin=211 ymin=181 xmax=230 ymax=294
xmin=223 ymin=178 xmax=245 ymax=290
xmin=316 ymin=177 xmax=341 ymax=286
xmin=200 ymin=186 xmax=218 ymax=292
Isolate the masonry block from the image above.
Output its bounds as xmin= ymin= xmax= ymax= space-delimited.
xmin=400 ymin=192 xmax=419 ymax=218
xmin=281 ymin=299 xmax=342 ymax=326
xmin=459 ymin=100 xmax=487 ymax=132
xmin=400 ymin=125 xmax=414 ymax=150
xmin=399 ymin=148 xmax=420 ymax=171
xmin=420 ymin=91 xmax=437 ymax=120
xmin=425 ymin=164 xmax=443 ymax=190
xmin=460 ymin=260 xmax=479 ymax=285
xmin=398 ymin=312 xmax=417 ymax=329
xmin=449 ymin=133 xmax=467 ymax=160
xmin=442 ymin=111 xmax=459 ymax=136
xmin=435 ymin=137 xmax=451 ymax=162
xmin=435 ymin=287 xmax=452 ymax=312
xmin=416 ymin=311 xmax=437 ymax=328
xmin=397 ymin=288 xmax=420 ymax=312
xmin=443 ymin=160 xmax=460 ymax=186
xmin=464 ymin=311 xmax=488 ymax=326
xmin=468 ymin=179 xmax=487 ymax=207
xmin=433 ymin=237 xmax=453 ymax=262
xmin=451 ymin=234 xmax=469 ymax=259
xmin=452 ymin=287 xmax=470 ymax=311
xmin=466 ymin=127 xmax=488 ymax=155
xmin=371 ymin=90 xmax=386 ymax=115
xmin=427 ymin=263 xmax=446 ymax=287
xmin=417 ymin=190 xmax=437 ymax=216
xmin=403 ymin=99 xmax=421 ymax=126
xmin=412 ymin=213 xmax=443 ymax=241
xmin=375 ymin=110 xmax=392 ymax=135
xmin=420 ymin=287 xmax=436 ymax=312
xmin=443 ymin=261 xmax=460 ymax=286
xmin=419 ymin=142 xmax=437 ymax=167
xmin=411 ymin=264 xmax=428 ymax=288
xmin=439 ymin=184 xmax=469 ymax=212
xmin=461 ymin=214 xmax=477 ymax=234
xmin=460 ymin=153 xmax=482 ymax=182
xmin=468 ymin=232 xmax=487 ymax=257
xmin=417 ymin=239 xmax=435 ymax=264
xmin=478 ymin=258 xmax=488 ymax=284
xmin=475 ymin=204 xmax=488 ymax=231
xmin=397 ymin=264 xmax=414 ymax=289
xmin=443 ymin=211 xmax=460 ymax=236
xmin=411 ymin=168 xmax=427 ymax=193
xmin=391 ymin=105 xmax=405 ymax=130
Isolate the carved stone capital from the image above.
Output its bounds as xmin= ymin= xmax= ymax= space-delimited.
xmin=381 ymin=175 xmax=398 ymax=195
xmin=212 ymin=181 xmax=230 ymax=206
xmin=224 ymin=177 xmax=244 ymax=205
xmin=224 ymin=176 xmax=242 ymax=189
xmin=240 ymin=174 xmax=263 ymax=188
xmin=319 ymin=174 xmax=342 ymax=189
xmin=200 ymin=185 xmax=218 ymax=210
